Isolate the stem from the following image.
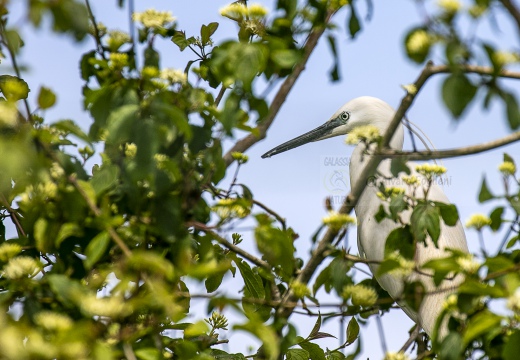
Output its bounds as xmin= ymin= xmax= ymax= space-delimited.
xmin=85 ymin=0 xmax=106 ymax=59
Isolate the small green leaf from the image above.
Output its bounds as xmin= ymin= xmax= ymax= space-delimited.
xmin=439 ymin=332 xmax=463 ymax=360
xmin=478 ymin=177 xmax=494 ymax=203
xmin=411 ymin=202 xmax=441 ymax=246
xmin=346 ymin=317 xmax=359 ymax=345
xmin=462 ymin=310 xmax=501 ymax=347
xmin=144 ymin=46 xmax=160 ymax=68
xmin=390 ymin=158 xmax=411 ymax=177
xmin=442 ymin=73 xmax=477 ymax=118
xmin=385 ymin=225 xmax=414 ymax=260
xmin=501 ymin=91 xmax=520 ymax=130
xmin=91 ymin=164 xmax=119 ymax=196
xmin=503 ymin=330 xmax=520 ymax=360
xmin=51 ymin=119 xmax=91 ymax=144
xmin=0 ymin=75 xmax=30 ymax=101
xmin=489 ymin=206 xmax=504 ymax=231
xmin=287 ymin=349 xmax=310 ymax=360
xmin=389 ymin=193 xmax=408 ymax=219
xmin=135 ymin=348 xmax=161 ymax=360
xmin=271 ymin=49 xmax=300 ymax=69
xmin=55 ymin=222 xmax=81 ymax=247
xmin=298 ymin=341 xmax=326 ymax=360
xmin=84 ymin=231 xmax=111 ymax=270
xmin=34 ymin=218 xmax=50 ymax=252
xmin=436 ymin=202 xmax=459 ymax=226
xmin=348 ymin=5 xmax=361 ymax=39
xmin=233 ymin=258 xmax=265 ymax=300
xmin=37 ymin=86 xmax=57 ymax=109
xmin=201 ymin=22 xmax=218 ymax=45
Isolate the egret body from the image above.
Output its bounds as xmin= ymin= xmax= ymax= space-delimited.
xmin=262 ymin=96 xmax=469 ymax=337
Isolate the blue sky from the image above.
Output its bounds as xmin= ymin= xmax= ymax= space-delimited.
xmin=6 ymin=0 xmax=520 ymax=358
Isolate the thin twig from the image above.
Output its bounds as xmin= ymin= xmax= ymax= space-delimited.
xmin=252 ymin=199 xmax=287 ymax=230
xmin=85 ymin=0 xmax=106 ymax=59
xmin=188 ymin=221 xmax=270 ymax=269
xmin=376 ymin=314 xmax=388 ymax=354
xmin=499 ymin=0 xmax=520 ymax=38
xmin=128 ymin=0 xmax=137 ymax=68
xmin=400 ymin=325 xmax=421 ymax=353
xmin=222 ymin=10 xmax=336 ymax=167
xmin=378 ymin=131 xmax=520 ymax=161
xmin=0 ymin=194 xmax=25 ymax=237
xmin=215 ymin=85 xmax=227 ymax=107
xmin=497 ymin=215 xmax=519 ymax=253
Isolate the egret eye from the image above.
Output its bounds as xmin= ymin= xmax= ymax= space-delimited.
xmin=340 ymin=111 xmax=350 ymax=122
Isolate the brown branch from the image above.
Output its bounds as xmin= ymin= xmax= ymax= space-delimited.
xmin=0 ymin=194 xmax=26 ymax=237
xmin=85 ymin=0 xmax=107 ymax=59
xmin=378 ymin=131 xmax=520 ymax=161
xmin=188 ymin=221 xmax=270 ymax=269
xmin=222 ymin=10 xmax=335 ymax=167
xmin=499 ymin=0 xmax=520 ymax=38
xmin=252 ymin=199 xmax=287 ymax=230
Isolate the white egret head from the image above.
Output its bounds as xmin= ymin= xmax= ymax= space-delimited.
xmin=261 ymin=96 xmax=404 ymax=158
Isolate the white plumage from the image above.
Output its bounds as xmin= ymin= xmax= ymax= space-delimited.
xmin=263 ymin=96 xmax=469 ymax=337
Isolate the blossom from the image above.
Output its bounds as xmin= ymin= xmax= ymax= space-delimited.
xmin=387 ymin=251 xmax=415 ymax=277
xmin=401 ymin=84 xmax=417 ymax=95
xmin=437 ymin=0 xmax=462 ymax=13
xmin=342 ymin=284 xmax=378 ymax=307
xmin=0 ymin=243 xmax=22 ymax=262
xmin=0 ymin=101 xmax=19 ymax=127
xmin=498 ymin=161 xmax=516 ymax=176
xmin=345 ymin=125 xmax=381 ymax=145
xmin=456 ymin=255 xmax=480 ymax=273
xmin=377 ymin=186 xmax=405 ymax=200
xmin=291 ymin=281 xmax=311 ymax=299
xmin=34 ymin=311 xmax=73 ymax=331
xmin=142 ymin=66 xmax=160 ymax=78
xmin=3 ymin=256 xmax=40 ymax=279
xmin=50 ymin=162 xmax=65 ymax=180
xmin=384 ymin=351 xmax=411 ymax=360
xmin=402 ymin=175 xmax=420 ymax=186
xmin=406 ymin=30 xmax=431 ymax=55
xmin=415 ymin=163 xmax=447 ymax=177
xmin=219 ymin=3 xmax=247 ymax=18
xmin=80 ymin=294 xmax=131 ymax=318
xmin=125 ymin=143 xmax=137 ymax=158
xmin=248 ymin=4 xmax=269 ymax=18
xmin=106 ymin=30 xmax=131 ymax=51
xmin=322 ymin=211 xmax=356 ymax=230
xmin=160 ymin=68 xmax=187 ymax=85
xmin=213 ymin=198 xmax=251 ymax=219
xmin=109 ymin=53 xmax=128 ymax=69
xmin=132 ymin=9 xmax=175 ymax=28
xmin=231 ymin=152 xmax=249 ymax=164
xmin=493 ymin=52 xmax=520 ymax=67
xmin=465 ymin=213 xmax=491 ymax=230
xmin=507 ymin=288 xmax=520 ymax=313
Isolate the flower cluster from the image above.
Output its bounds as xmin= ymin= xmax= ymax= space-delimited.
xmin=415 ymin=163 xmax=447 ymax=177
xmin=3 ymin=256 xmax=40 ymax=279
xmin=291 ymin=281 xmax=311 ymax=299
xmin=106 ymin=30 xmax=131 ymax=51
xmin=231 ymin=152 xmax=249 ymax=164
xmin=406 ymin=30 xmax=431 ymax=56
xmin=507 ymin=289 xmax=520 ymax=313
xmin=220 ymin=3 xmax=268 ymax=19
xmin=322 ymin=211 xmax=356 ymax=230
xmin=109 ymin=53 xmax=128 ymax=70
xmin=465 ymin=213 xmax=492 ymax=231
xmin=160 ymin=68 xmax=187 ymax=85
xmin=345 ymin=125 xmax=381 ymax=145
xmin=387 ymin=251 xmax=415 ymax=277
xmin=34 ymin=311 xmax=73 ymax=332
xmin=384 ymin=351 xmax=411 ymax=360
xmin=124 ymin=143 xmax=137 ymax=158
xmin=80 ymin=294 xmax=131 ymax=318
xmin=377 ymin=186 xmax=405 ymax=200
xmin=498 ymin=161 xmax=516 ymax=176
xmin=205 ymin=312 xmax=229 ymax=331
xmin=437 ymin=0 xmax=462 ymax=13
xmin=133 ymin=9 xmax=175 ymax=28
xmin=456 ymin=255 xmax=480 ymax=274
xmin=401 ymin=83 xmax=417 ymax=95
xmin=0 ymin=243 xmax=22 ymax=262
xmin=213 ymin=198 xmax=251 ymax=219
xmin=402 ymin=175 xmax=420 ymax=186
xmin=342 ymin=284 xmax=378 ymax=307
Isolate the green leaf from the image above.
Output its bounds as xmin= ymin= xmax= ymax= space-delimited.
xmin=271 ymin=49 xmax=301 ymax=69
xmin=84 ymin=231 xmax=111 ymax=270
xmin=439 ymin=332 xmax=463 ymax=360
xmin=346 ymin=317 xmax=359 ymax=345
xmin=501 ymin=91 xmax=520 ymax=129
xmin=390 ymin=158 xmax=411 ymax=177
xmin=184 ymin=320 xmax=209 ymax=338
xmin=233 ymin=258 xmax=265 ymax=300
xmin=298 ymin=341 xmax=326 ymax=360
xmin=34 ymin=218 xmax=50 ymax=252
xmin=287 ymin=349 xmax=309 ymax=360
xmin=106 ymin=104 xmax=140 ymax=144
xmin=135 ymin=348 xmax=161 ymax=360
xmin=436 ymin=202 xmax=459 ymax=226
xmin=404 ymin=28 xmax=431 ymax=63
xmin=348 ymin=5 xmax=361 ymax=39
xmin=307 ymin=314 xmax=321 ymax=340
xmin=462 ymin=310 xmax=501 ymax=347
xmin=377 ymin=258 xmax=400 ymax=277
xmin=411 ymin=202 xmax=441 ymax=246
xmin=503 ymin=330 xmax=520 ymax=360
xmin=55 ymin=222 xmax=81 ymax=247
xmin=201 ymin=22 xmax=219 ymax=45
xmin=51 ymin=119 xmax=91 ymax=144
xmin=385 ymin=225 xmax=414 ymax=260
xmin=489 ymin=206 xmax=504 ymax=231
xmin=478 ymin=177 xmax=494 ymax=203
xmin=37 ymin=86 xmax=57 ymax=109
xmin=0 ymin=75 xmax=30 ymax=101
xmin=91 ymin=164 xmax=119 ymax=196
xmin=144 ymin=46 xmax=160 ymax=68
xmin=389 ymin=193 xmax=408 ymax=220
xmin=442 ymin=73 xmax=477 ymax=118
xmin=326 ymin=35 xmax=340 ymax=82
xmin=423 ymin=257 xmax=458 ymax=286
xmin=504 ymin=153 xmax=516 ymax=166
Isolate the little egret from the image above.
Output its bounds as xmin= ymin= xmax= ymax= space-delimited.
xmin=262 ymin=96 xmax=469 ymax=338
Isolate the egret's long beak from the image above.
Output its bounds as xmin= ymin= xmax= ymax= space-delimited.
xmin=261 ymin=118 xmax=343 ymax=158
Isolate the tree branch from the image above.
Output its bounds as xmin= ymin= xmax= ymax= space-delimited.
xmin=85 ymin=0 xmax=107 ymax=59
xmin=223 ymin=10 xmax=336 ymax=167
xmin=378 ymin=131 xmax=520 ymax=160
xmin=499 ymin=0 xmax=520 ymax=38
xmin=188 ymin=221 xmax=270 ymax=269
